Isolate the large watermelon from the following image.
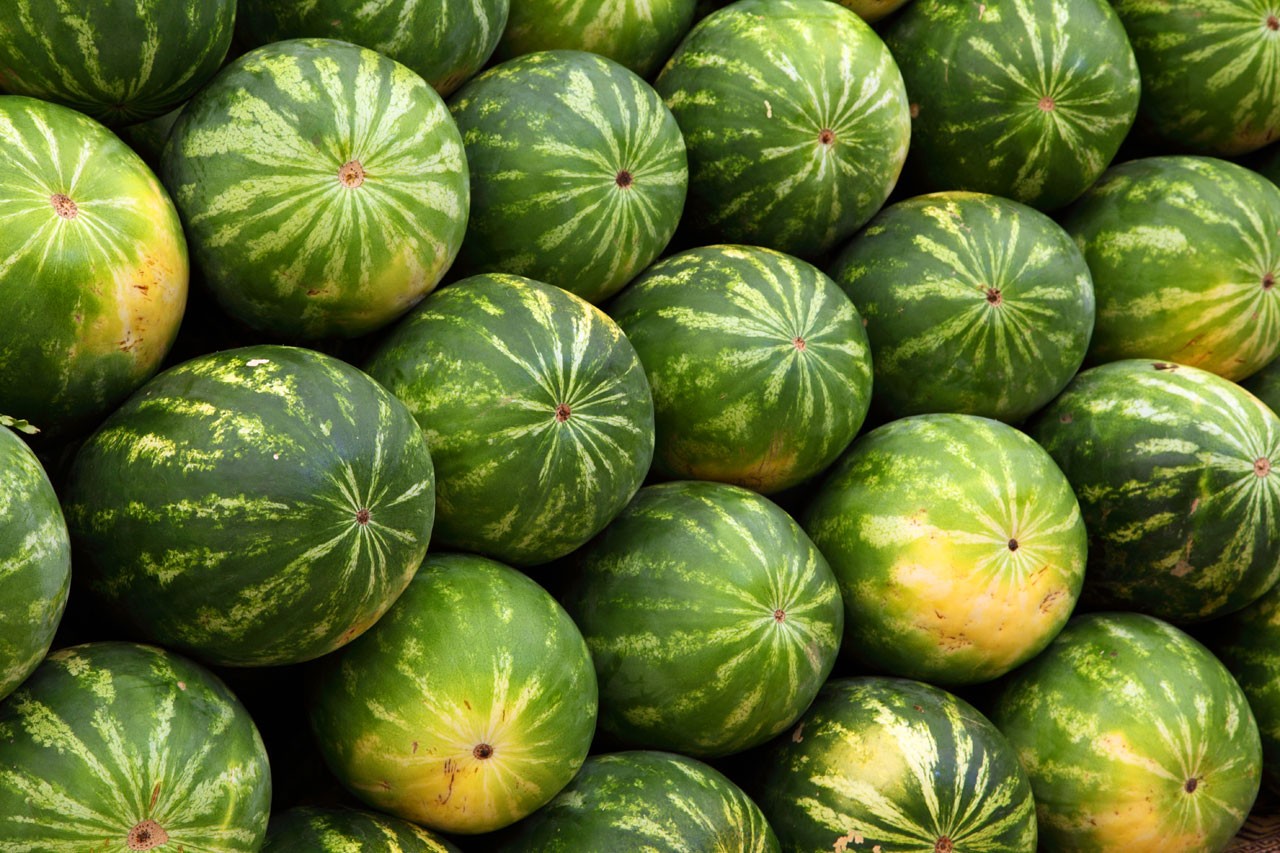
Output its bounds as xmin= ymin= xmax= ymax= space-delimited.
xmin=63 ymin=345 xmax=436 ymax=667
xmin=654 ymin=0 xmax=911 ymax=258
xmin=1028 ymin=359 xmax=1280 ymax=622
xmin=162 ymin=38 xmax=469 ymax=339
xmin=264 ymin=806 xmax=460 ymax=852
xmin=561 ymin=480 xmax=843 ymax=757
xmin=990 ymin=612 xmax=1262 ymax=850
xmin=0 ymin=95 xmax=187 ymax=435
xmin=448 ymin=50 xmax=687 ymax=304
xmin=307 ymin=553 xmax=597 ymax=835
xmin=1244 ymin=357 xmax=1280 ymax=413
xmin=608 ymin=244 xmax=872 ymax=494
xmin=0 ymin=642 xmax=272 ymax=850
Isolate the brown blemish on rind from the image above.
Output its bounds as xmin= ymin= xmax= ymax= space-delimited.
xmin=148 ymin=783 xmax=161 ymax=809
xmin=1268 ymin=14 xmax=1279 ymax=29
xmin=818 ymin=128 xmax=836 ymax=145
xmin=985 ymin=287 xmax=1003 ymax=305
xmin=339 ymin=160 xmax=365 ymax=188
xmin=1185 ymin=776 xmax=1199 ymax=793
xmin=1007 ymin=538 xmax=1019 ymax=551
xmin=555 ymin=403 xmax=571 ymax=422
xmin=910 ymin=103 xmax=920 ymax=118
xmin=1257 ymin=457 xmax=1272 ymax=477
xmin=791 ymin=722 xmax=805 ymax=742
xmin=1038 ymin=96 xmax=1055 ymax=111
xmin=793 ymin=336 xmax=807 ymax=351
xmin=50 ymin=193 xmax=78 ymax=219
xmin=936 ymin=838 xmax=955 ymax=853
xmin=127 ymin=820 xmax=168 ymax=850
xmin=356 ymin=508 xmax=371 ymax=525
xmin=1153 ymin=362 xmax=1178 ymax=371
xmin=615 ymin=170 xmax=633 ymax=188
xmin=473 ymin=743 xmax=494 ymax=759
xmin=1264 ymin=272 xmax=1276 ymax=290
xmin=774 ymin=608 xmax=786 ymax=622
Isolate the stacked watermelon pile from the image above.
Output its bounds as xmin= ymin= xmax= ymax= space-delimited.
xmin=4 ymin=0 xmax=1280 ymax=849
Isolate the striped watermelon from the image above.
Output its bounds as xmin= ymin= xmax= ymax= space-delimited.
xmin=0 ymin=95 xmax=187 ymax=435
xmin=495 ymin=751 xmax=779 ymax=851
xmin=561 ymin=480 xmax=843 ymax=758
xmin=883 ymin=0 xmax=1139 ymax=211
xmin=1243 ymin=357 xmax=1280 ymax=412
xmin=608 ymin=244 xmax=872 ymax=494
xmin=758 ymin=677 xmax=1037 ymax=852
xmin=0 ymin=642 xmax=271 ymax=850
xmin=307 ymin=552 xmax=597 ymax=835
xmin=0 ymin=0 xmax=235 ymax=126
xmin=162 ymin=38 xmax=469 ymax=339
xmin=0 ymin=425 xmax=70 ymax=702
xmin=654 ymin=0 xmax=911 ymax=258
xmin=1060 ymin=156 xmax=1280 ymax=381
xmin=236 ymin=0 xmax=508 ymax=97
xmin=803 ymin=414 xmax=1087 ymax=685
xmin=448 ymin=50 xmax=686 ymax=304
xmin=1029 ymin=360 xmax=1280 ymax=623
xmin=264 ymin=807 xmax=460 ymax=852
xmin=828 ymin=191 xmax=1095 ymax=422
xmin=990 ymin=612 xmax=1262 ymax=850
xmin=365 ymin=274 xmax=653 ymax=566
xmin=62 ymin=345 xmax=436 ymax=667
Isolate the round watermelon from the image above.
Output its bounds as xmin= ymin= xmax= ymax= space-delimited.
xmin=307 ymin=552 xmax=597 ymax=835
xmin=1243 ymin=357 xmax=1280 ymax=413
xmin=609 ymin=244 xmax=872 ymax=494
xmin=828 ymin=191 xmax=1095 ymax=422
xmin=0 ymin=642 xmax=271 ymax=849
xmin=264 ymin=806 xmax=460 ymax=852
xmin=162 ymin=38 xmax=469 ymax=339
xmin=990 ymin=612 xmax=1262 ymax=850
xmin=63 ymin=345 xmax=436 ymax=667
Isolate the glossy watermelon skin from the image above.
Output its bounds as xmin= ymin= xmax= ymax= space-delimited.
xmin=63 ymin=345 xmax=436 ymax=667
xmin=1028 ymin=359 xmax=1280 ymax=623
xmin=495 ymin=751 xmax=779 ymax=851
xmin=0 ymin=642 xmax=271 ymax=850
xmin=654 ymin=0 xmax=911 ymax=259
xmin=609 ymin=244 xmax=872 ymax=494
xmin=1060 ymin=156 xmax=1280 ymax=382
xmin=829 ymin=191 xmax=1095 ymax=422
xmin=561 ymin=480 xmax=843 ymax=758
xmin=0 ymin=95 xmax=187 ymax=435
xmin=883 ymin=0 xmax=1139 ymax=211
xmin=307 ymin=553 xmax=597 ymax=835
xmin=365 ymin=274 xmax=653 ymax=566
xmin=162 ymin=38 xmax=469 ymax=339
xmin=0 ymin=0 xmax=234 ymax=126
xmin=264 ymin=807 xmax=460 ymax=852
xmin=990 ymin=612 xmax=1261 ymax=851
xmin=449 ymin=51 xmax=687 ymax=304
xmin=758 ymin=677 xmax=1037 ymax=852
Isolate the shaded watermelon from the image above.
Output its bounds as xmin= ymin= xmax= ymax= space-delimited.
xmin=1243 ymin=356 xmax=1280 ymax=413
xmin=264 ymin=806 xmax=460 ymax=852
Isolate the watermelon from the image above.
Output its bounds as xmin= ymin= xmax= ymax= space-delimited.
xmin=828 ymin=191 xmax=1095 ymax=422
xmin=0 ymin=641 xmax=271 ymax=849
xmin=654 ymin=0 xmax=911 ymax=258
xmin=1243 ymin=356 xmax=1280 ymax=412
xmin=0 ymin=0 xmax=235 ymax=126
xmin=989 ymin=612 xmax=1262 ymax=850
xmin=162 ymin=38 xmax=469 ymax=339
xmin=883 ymin=0 xmax=1140 ymax=211
xmin=803 ymin=414 xmax=1087 ymax=685
xmin=0 ymin=424 xmax=70 ymax=702
xmin=757 ymin=677 xmax=1037 ymax=852
xmin=1060 ymin=156 xmax=1280 ymax=381
xmin=236 ymin=0 xmax=508 ymax=97
xmin=448 ymin=50 xmax=687 ymax=304
xmin=834 ymin=0 xmax=913 ymax=22
xmin=365 ymin=274 xmax=653 ymax=566
xmin=0 ymin=95 xmax=187 ymax=435
xmin=495 ymin=751 xmax=779 ymax=851
xmin=608 ymin=244 xmax=872 ymax=494
xmin=1028 ymin=359 xmax=1280 ymax=622
xmin=561 ymin=480 xmax=843 ymax=757
xmin=62 ymin=345 xmax=436 ymax=667
xmin=307 ymin=552 xmax=597 ymax=835
xmin=264 ymin=806 xmax=460 ymax=852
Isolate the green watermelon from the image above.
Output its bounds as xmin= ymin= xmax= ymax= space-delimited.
xmin=0 ymin=95 xmax=187 ymax=435
xmin=803 ymin=414 xmax=1087 ymax=685
xmin=1028 ymin=359 xmax=1280 ymax=622
xmin=448 ymin=50 xmax=687 ymax=304
xmin=495 ymin=751 xmax=779 ymax=851
xmin=0 ymin=425 xmax=70 ymax=702
xmin=63 ymin=345 xmax=436 ymax=667
xmin=307 ymin=552 xmax=597 ymax=835
xmin=0 ymin=0 xmax=235 ymax=126
xmin=654 ymin=0 xmax=911 ymax=258
xmin=990 ymin=612 xmax=1261 ymax=850
xmin=1243 ymin=356 xmax=1280 ymax=412
xmin=561 ymin=480 xmax=843 ymax=758
xmin=162 ymin=38 xmax=469 ymax=339
xmin=236 ymin=0 xmax=508 ymax=97
xmin=758 ymin=677 xmax=1037 ymax=852
xmin=264 ymin=806 xmax=460 ymax=852
xmin=883 ymin=0 xmax=1139 ymax=211
xmin=365 ymin=274 xmax=653 ymax=566
xmin=1060 ymin=156 xmax=1280 ymax=381
xmin=0 ymin=642 xmax=271 ymax=850
xmin=608 ymin=244 xmax=872 ymax=494
xmin=828 ymin=191 xmax=1095 ymax=422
